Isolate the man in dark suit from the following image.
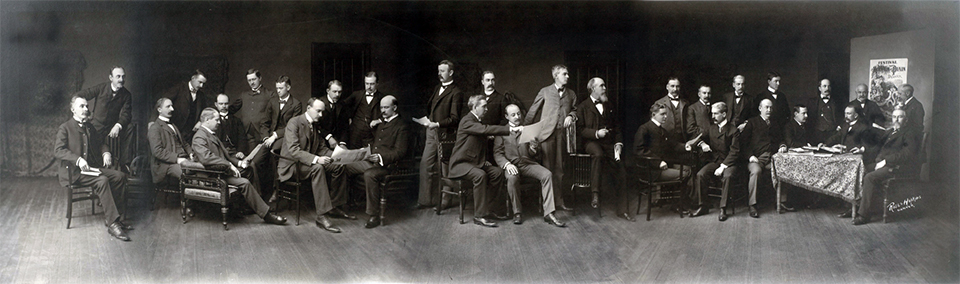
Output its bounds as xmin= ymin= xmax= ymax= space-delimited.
xmin=494 ymin=104 xmax=565 ymax=227
xmin=279 ymin=98 xmax=353 ymax=233
xmin=823 ymin=105 xmax=879 ymax=154
xmin=148 ymin=98 xmax=197 ymax=185
xmin=780 ymin=105 xmax=810 ymax=150
xmin=691 ymin=102 xmax=741 ymax=221
xmin=162 ymin=70 xmax=209 ymax=143
xmin=417 ymin=60 xmax=464 ymax=208
xmin=851 ymin=83 xmax=886 ymax=129
xmin=897 ymin=84 xmax=925 ymax=132
xmin=754 ymin=72 xmax=790 ymax=145
xmin=268 ymin=75 xmax=303 ymax=151
xmin=523 ymin=65 xmax=578 ymax=211
xmin=850 ymin=110 xmax=921 ymax=225
xmin=634 ymin=102 xmax=696 ymax=217
xmin=576 ymin=78 xmax=628 ymax=215
xmin=214 ymin=94 xmax=250 ymax=160
xmin=653 ymin=77 xmax=688 ymax=142
xmin=685 ymin=85 xmax=713 ymax=140
xmin=317 ymin=80 xmax=348 ymax=149
xmin=192 ymin=108 xmax=287 ymax=226
xmin=342 ymin=72 xmax=385 ymax=149
xmin=739 ymin=99 xmax=777 ymax=218
xmin=478 ymin=71 xmax=524 ymax=126
xmin=449 ymin=95 xmax=523 ymax=227
xmin=73 ymin=66 xmax=133 ymax=165
xmin=812 ymin=79 xmax=842 ymax=144
xmin=55 ymin=96 xmax=130 ymax=240
xmin=724 ymin=75 xmax=753 ymax=132
xmin=237 ymin=69 xmax=276 ymax=150
xmin=343 ymin=96 xmax=409 ymax=228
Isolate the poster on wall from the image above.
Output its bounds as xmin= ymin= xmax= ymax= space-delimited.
xmin=868 ymin=58 xmax=908 ymax=117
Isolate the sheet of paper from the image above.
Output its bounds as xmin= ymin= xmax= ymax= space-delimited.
xmin=81 ymin=168 xmax=101 ymax=177
xmin=518 ymin=121 xmax=544 ymax=144
xmin=412 ymin=116 xmax=431 ymax=127
xmin=331 ymin=146 xmax=369 ymax=164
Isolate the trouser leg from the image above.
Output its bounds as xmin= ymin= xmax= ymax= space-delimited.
xmin=363 ymin=167 xmax=388 ymax=216
xmin=505 ymin=173 xmax=522 ymax=214
xmin=522 ymin=164 xmax=555 ymax=216
xmin=226 ymin=176 xmax=270 ymax=217
xmin=419 ymin=130 xmax=439 ymax=205
xmin=748 ymin=162 xmax=762 ymax=206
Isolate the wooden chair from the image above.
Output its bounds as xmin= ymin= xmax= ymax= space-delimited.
xmin=65 ymin=184 xmax=100 ymax=229
xmin=435 ymin=128 xmax=468 ymax=224
xmin=881 ymin=132 xmax=928 ymax=223
xmin=270 ymin=149 xmax=305 ymax=226
xmin=179 ymin=166 xmax=242 ymax=230
xmin=374 ymin=130 xmax=423 ymax=226
xmin=705 ymin=168 xmax=748 ymax=215
xmin=564 ymin=124 xmax=600 ymax=217
xmin=635 ymin=156 xmax=688 ymax=221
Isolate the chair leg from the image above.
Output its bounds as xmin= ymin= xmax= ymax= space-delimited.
xmin=66 ymin=189 xmax=73 ymax=229
xmin=181 ymin=197 xmax=187 ymax=223
xmin=882 ymin=195 xmax=889 ymax=223
xmin=597 ymin=190 xmax=602 ymax=218
xmin=295 ymin=185 xmax=301 ymax=226
xmin=646 ymin=188 xmax=653 ymax=221
xmin=222 ymin=206 xmax=229 ymax=231
xmin=570 ymin=185 xmax=577 ymax=216
xmin=458 ymin=187 xmax=466 ymax=224
xmin=380 ymin=187 xmax=387 ymax=226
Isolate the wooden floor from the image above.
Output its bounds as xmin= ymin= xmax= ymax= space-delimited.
xmin=1 ymin=176 xmax=957 ymax=284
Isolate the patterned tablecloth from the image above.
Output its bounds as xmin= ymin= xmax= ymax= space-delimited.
xmin=771 ymin=153 xmax=864 ymax=203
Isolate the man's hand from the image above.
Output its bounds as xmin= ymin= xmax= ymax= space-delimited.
xmin=714 ymin=165 xmax=726 ymax=177
xmin=193 ymin=122 xmax=201 ymax=131
xmin=102 ymin=153 xmax=112 ymax=168
xmin=177 ymin=158 xmax=188 ymax=165
xmin=427 ymin=122 xmax=440 ymax=129
xmin=700 ymin=142 xmax=712 ymax=153
xmin=851 ymin=147 xmax=863 ymax=154
xmin=659 ymin=161 xmax=668 ymax=170
xmin=749 ymin=156 xmax=759 ymax=163
xmin=263 ymin=134 xmax=278 ymax=148
xmin=327 ymin=137 xmax=338 ymax=149
xmin=78 ymin=158 xmax=91 ymax=171
xmin=235 ymin=152 xmax=245 ymax=160
xmin=528 ymin=142 xmax=538 ymax=154
xmin=876 ymin=160 xmax=887 ymax=171
xmin=505 ymin=164 xmax=518 ymax=176
xmin=365 ymin=154 xmax=381 ymax=164
xmin=108 ymin=124 xmax=122 ymax=138
xmin=370 ymin=119 xmax=382 ymax=128
xmin=238 ymin=160 xmax=249 ymax=169
xmin=229 ymin=164 xmax=241 ymax=177
xmin=737 ymin=123 xmax=747 ymax=132
xmin=614 ymin=143 xmax=622 ymax=161
xmin=778 ymin=145 xmax=788 ymax=153
xmin=872 ymin=123 xmax=885 ymax=130
xmin=836 ymin=126 xmax=842 ymax=131
xmin=563 ymin=116 xmax=574 ymax=128
xmin=318 ymin=156 xmax=332 ymax=165
xmin=597 ymin=128 xmax=609 ymax=138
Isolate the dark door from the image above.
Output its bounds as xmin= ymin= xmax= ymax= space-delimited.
xmin=311 ymin=43 xmax=371 ymax=98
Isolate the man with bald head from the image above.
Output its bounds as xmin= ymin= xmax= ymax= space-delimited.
xmin=723 ymin=75 xmax=753 ymax=132
xmin=848 ymin=109 xmax=920 ymax=225
xmin=897 ymin=84 xmax=924 ymax=132
xmin=738 ymin=98 xmax=778 ymax=218
xmin=343 ymin=96 xmax=410 ymax=229
xmin=850 ymin=83 xmax=886 ymax=128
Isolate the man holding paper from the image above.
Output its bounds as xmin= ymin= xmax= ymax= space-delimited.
xmin=575 ymin=77 xmax=630 ymax=215
xmin=55 ymin=96 xmax=130 ymax=241
xmin=417 ymin=60 xmax=464 ymax=208
xmin=524 ymin=65 xmax=578 ymax=211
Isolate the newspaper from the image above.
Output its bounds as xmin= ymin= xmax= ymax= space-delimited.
xmin=331 ymin=146 xmax=370 ymax=164
xmin=81 ymin=168 xmax=101 ymax=177
xmin=518 ymin=121 xmax=544 ymax=144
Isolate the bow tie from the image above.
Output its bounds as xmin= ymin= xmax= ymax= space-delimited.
xmin=365 ymin=93 xmax=374 ymax=97
xmin=557 ymin=87 xmax=564 ymax=93
xmin=279 ymin=99 xmax=288 ymax=104
xmin=735 ymin=93 xmax=742 ymax=98
xmin=669 ymin=97 xmax=680 ymax=101
xmin=822 ymin=96 xmax=830 ymax=100
xmin=594 ymin=101 xmax=603 ymax=105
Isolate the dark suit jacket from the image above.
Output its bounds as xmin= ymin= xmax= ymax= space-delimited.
xmin=493 ymin=130 xmax=538 ymax=168
xmin=524 ymin=85 xmax=578 ymax=142
xmin=162 ymin=82 xmax=211 ymax=141
xmin=685 ymin=100 xmax=712 ymax=139
xmin=148 ymin=118 xmax=192 ymax=183
xmin=74 ymin=82 xmax=131 ymax=135
xmin=317 ymin=95 xmax=347 ymax=144
xmin=237 ymin=88 xmax=276 ymax=145
xmin=902 ymin=97 xmax=925 ymax=131
xmin=633 ymin=120 xmax=687 ymax=167
xmin=703 ymin=121 xmax=741 ymax=166
xmin=217 ymin=113 xmax=249 ymax=157
xmin=737 ymin=116 xmax=774 ymax=164
xmin=849 ymin=99 xmax=885 ymax=127
xmin=55 ymin=119 xmax=110 ymax=186
xmin=576 ymin=97 xmax=622 ymax=148
xmin=192 ymin=127 xmax=238 ymax=171
xmin=278 ymin=115 xmax=333 ymax=182
xmin=827 ymin=121 xmax=878 ymax=149
xmin=270 ymin=95 xmax=303 ymax=145
xmin=782 ymin=119 xmax=809 ymax=149
xmin=343 ymin=90 xmax=385 ymax=139
xmin=755 ymin=89 xmax=790 ymax=144
xmin=654 ymin=95 xmax=688 ymax=141
xmin=813 ymin=96 xmax=842 ymax=133
xmin=448 ymin=113 xmax=510 ymax=179
xmin=873 ymin=127 xmax=921 ymax=176
xmin=479 ymin=90 xmax=523 ymax=126
xmin=371 ymin=115 xmax=409 ymax=166
xmin=723 ymin=91 xmax=753 ymax=128
xmin=428 ymin=82 xmax=464 ymax=140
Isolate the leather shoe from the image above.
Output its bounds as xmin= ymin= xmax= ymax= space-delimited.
xmin=117 ymin=221 xmax=134 ymax=231
xmin=327 ymin=208 xmax=357 ymax=220
xmin=675 ymin=206 xmax=690 ymax=215
xmin=779 ymin=202 xmax=797 ymax=212
xmin=689 ymin=206 xmax=709 ymax=217
xmin=513 ymin=213 xmax=523 ymax=225
xmin=591 ymin=192 xmax=599 ymax=209
xmin=263 ymin=213 xmax=287 ymax=225
xmin=473 ymin=217 xmax=498 ymax=228
xmin=852 ymin=216 xmax=870 ymax=226
xmin=487 ymin=213 xmax=511 ymax=221
xmin=316 ymin=216 xmax=342 ymax=233
xmin=365 ymin=216 xmax=381 ymax=229
xmin=544 ymin=213 xmax=566 ymax=227
xmin=107 ymin=222 xmax=130 ymax=241
xmin=414 ymin=203 xmax=434 ymax=210
xmin=749 ymin=205 xmax=759 ymax=218
xmin=837 ymin=211 xmax=852 ymax=218
xmin=718 ymin=208 xmax=728 ymax=222
xmin=618 ymin=212 xmax=636 ymax=222
xmin=557 ymin=204 xmax=574 ymax=211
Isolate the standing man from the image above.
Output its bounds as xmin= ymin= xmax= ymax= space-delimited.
xmin=524 ymin=65 xmax=578 ymax=211
xmin=686 ymin=85 xmax=713 ymax=140
xmin=851 ymin=83 xmax=886 ymax=129
xmin=343 ymin=96 xmax=409 ymax=229
xmin=268 ymin=75 xmax=301 ymax=151
xmin=849 ymin=110 xmax=920 ymax=225
xmin=215 ymin=94 xmax=250 ymax=160
xmin=55 ymin=96 xmax=129 ymax=240
xmin=237 ymin=69 xmax=275 ymax=157
xmin=494 ymin=104 xmax=566 ymax=227
xmin=654 ymin=77 xmax=688 ymax=142
xmin=739 ymin=99 xmax=778 ymax=218
xmin=477 ymin=71 xmax=523 ymax=126
xmin=897 ymin=84 xmax=925 ymax=132
xmin=279 ymin=98 xmax=354 ymax=233
xmin=691 ymin=102 xmax=740 ymax=221
xmin=448 ymin=95 xmax=522 ymax=227
xmin=812 ymin=79 xmax=842 ymax=144
xmin=318 ymin=80 xmax=348 ymax=149
xmin=575 ymin=78 xmax=627 ymax=213
xmin=755 ymin=72 xmax=790 ymax=145
xmin=73 ymin=66 xmax=132 ymax=165
xmin=192 ymin=108 xmax=287 ymax=226
xmin=724 ymin=75 xmax=753 ymax=132
xmin=634 ymin=102 xmax=697 ymax=219
xmin=163 ymin=70 xmax=208 ymax=142
xmin=416 ymin=60 xmax=464 ymax=208
xmin=343 ymin=72 xmax=386 ymax=149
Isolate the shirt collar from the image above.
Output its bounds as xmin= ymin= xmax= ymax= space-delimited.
xmin=219 ymin=111 xmax=229 ymax=117
xmin=767 ymin=86 xmax=777 ymax=93
xmin=73 ymin=116 xmax=86 ymax=124
xmin=905 ymin=96 xmax=915 ymax=104
xmin=110 ymin=84 xmax=121 ymax=93
xmin=441 ymin=81 xmax=453 ymax=87
xmin=651 ymin=119 xmax=662 ymax=127
xmin=849 ymin=119 xmax=858 ymax=126
xmin=304 ymin=113 xmax=315 ymax=124
xmin=717 ymin=119 xmax=727 ymax=129
xmin=472 ymin=111 xmax=482 ymax=121
xmin=188 ymin=82 xmax=197 ymax=93
xmin=158 ymin=116 xmax=171 ymax=123
xmin=383 ymin=113 xmax=399 ymax=123
xmin=201 ymin=125 xmax=214 ymax=135
xmin=484 ymin=89 xmax=495 ymax=96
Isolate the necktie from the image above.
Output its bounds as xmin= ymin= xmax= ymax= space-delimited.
xmin=670 ymin=96 xmax=679 ymax=101
xmin=558 ymin=87 xmax=564 ymax=94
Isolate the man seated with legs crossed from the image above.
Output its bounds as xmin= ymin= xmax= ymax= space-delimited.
xmin=493 ymin=104 xmax=566 ymax=227
xmin=278 ymin=98 xmax=354 ymax=233
xmin=343 ymin=96 xmax=409 ymax=229
xmin=192 ymin=108 xmax=287 ymax=226
xmin=691 ymin=102 xmax=741 ymax=221
xmin=633 ymin=102 xmax=696 ymax=219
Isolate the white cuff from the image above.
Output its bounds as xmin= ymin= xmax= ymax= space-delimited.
xmin=325 ymin=134 xmax=333 ymax=141
xmin=115 ymin=123 xmax=123 ymax=130
xmin=312 ymin=156 xmax=320 ymax=164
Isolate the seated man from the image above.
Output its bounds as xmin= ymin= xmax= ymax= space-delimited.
xmin=822 ymin=104 xmax=879 ymax=156
xmin=192 ymin=108 xmax=287 ymax=226
xmin=493 ymin=104 xmax=566 ymax=227
xmin=55 ymin=96 xmax=130 ymax=241
xmin=848 ymin=110 xmax=920 ymax=225
xmin=633 ymin=102 xmax=695 ymax=216
xmin=279 ymin=98 xmax=353 ymax=233
xmin=692 ymin=102 xmax=741 ymax=221
xmin=148 ymin=98 xmax=195 ymax=185
xmin=576 ymin=78 xmax=630 ymax=217
xmin=448 ymin=95 xmax=522 ymax=228
xmin=738 ymin=99 xmax=777 ymax=218
xmin=342 ymin=96 xmax=409 ymax=229
xmin=779 ymin=104 xmax=810 ymax=150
